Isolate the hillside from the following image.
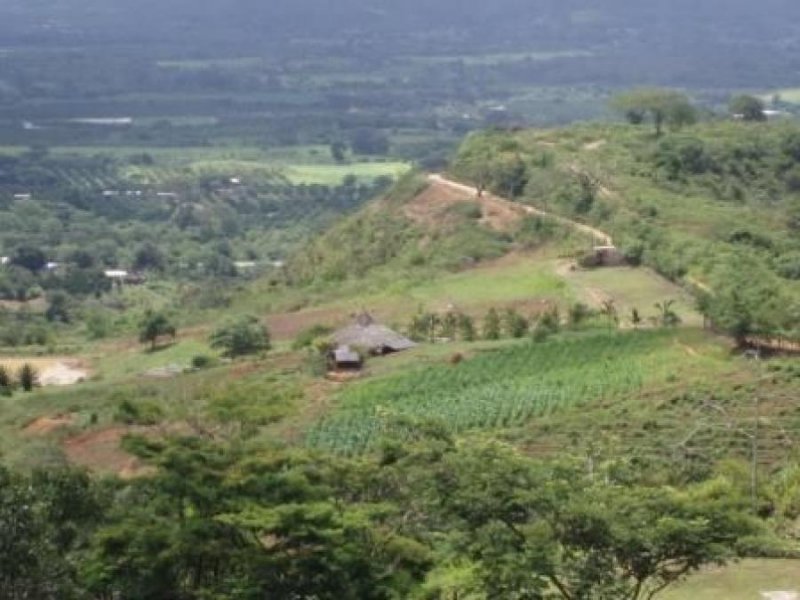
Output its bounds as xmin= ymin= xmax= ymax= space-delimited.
xmin=450 ymin=120 xmax=800 ymax=341
xmin=3 ymin=118 xmax=800 ymax=598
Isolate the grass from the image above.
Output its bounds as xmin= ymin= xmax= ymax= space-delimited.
xmin=285 ymin=161 xmax=411 ymax=185
xmin=0 ymin=356 xmax=64 ymax=372
xmin=401 ymin=259 xmax=570 ymax=307
xmin=662 ymin=559 xmax=800 ymax=600
xmin=560 ymin=263 xmax=703 ymax=327
xmin=767 ymin=88 xmax=800 ymax=104
xmin=92 ymin=338 xmax=213 ymax=381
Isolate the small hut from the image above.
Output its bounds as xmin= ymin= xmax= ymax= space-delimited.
xmin=331 ymin=345 xmax=363 ymax=371
xmin=580 ymin=245 xmax=626 ymax=268
xmin=331 ymin=313 xmax=416 ymax=356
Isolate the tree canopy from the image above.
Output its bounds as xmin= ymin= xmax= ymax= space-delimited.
xmin=611 ymin=89 xmax=697 ymax=136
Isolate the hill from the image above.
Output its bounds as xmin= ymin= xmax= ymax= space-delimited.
xmin=3 ymin=118 xmax=800 ymax=598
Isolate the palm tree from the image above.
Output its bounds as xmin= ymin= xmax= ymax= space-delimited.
xmin=600 ymin=300 xmax=619 ymax=329
xmin=630 ymin=307 xmax=642 ymax=330
xmin=655 ymin=300 xmax=681 ymax=328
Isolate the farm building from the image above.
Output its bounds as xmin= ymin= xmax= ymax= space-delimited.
xmin=580 ymin=245 xmax=626 ymax=268
xmin=331 ymin=313 xmax=416 ymax=356
xmin=331 ymin=345 xmax=363 ymax=371
xmin=104 ymin=270 xmax=146 ymax=285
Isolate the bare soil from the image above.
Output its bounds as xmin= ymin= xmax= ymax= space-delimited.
xmin=0 ymin=357 xmax=89 ymax=386
xmin=63 ymin=426 xmax=153 ymax=478
xmin=24 ymin=414 xmax=76 ymax=436
xmin=429 ymin=174 xmax=614 ymax=245
xmin=406 ymin=177 xmax=526 ymax=232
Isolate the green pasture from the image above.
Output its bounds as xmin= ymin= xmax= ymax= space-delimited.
xmin=285 ymin=161 xmax=410 ymax=185
xmin=766 ymin=88 xmax=800 ymax=104
xmin=663 ymin=559 xmax=800 ymax=600
xmin=561 ymin=263 xmax=704 ymax=327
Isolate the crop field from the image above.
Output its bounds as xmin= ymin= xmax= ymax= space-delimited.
xmin=0 ymin=149 xmax=409 ymax=196
xmin=662 ymin=559 xmax=800 ymax=600
xmin=284 ymin=161 xmax=410 ymax=185
xmin=560 ymin=263 xmax=703 ymax=327
xmin=307 ymin=331 xmax=671 ymax=455
xmin=767 ymin=88 xmax=800 ymax=104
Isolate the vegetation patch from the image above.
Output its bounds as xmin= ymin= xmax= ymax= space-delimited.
xmin=308 ymin=330 xmax=672 ymax=455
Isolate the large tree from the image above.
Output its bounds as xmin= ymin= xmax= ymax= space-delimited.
xmin=138 ymin=310 xmax=177 ymax=350
xmin=210 ymin=315 xmax=271 ymax=358
xmin=434 ymin=443 xmax=757 ymax=600
xmin=729 ymin=94 xmax=767 ymax=122
xmin=611 ymin=88 xmax=696 ymax=136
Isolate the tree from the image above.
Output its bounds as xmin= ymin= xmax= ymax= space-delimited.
xmin=350 ymin=128 xmax=390 ymax=156
xmin=45 ymin=291 xmax=72 ymax=323
xmin=138 ymin=311 xmax=176 ymax=350
xmin=631 ymin=307 xmax=643 ymax=329
xmin=482 ymin=308 xmax=501 ymax=340
xmin=330 ymin=140 xmax=348 ymax=163
xmin=435 ymin=444 xmax=757 ymax=600
xmin=83 ymin=439 xmax=429 ymax=600
xmin=503 ymin=308 xmax=529 ymax=338
xmin=700 ymin=254 xmax=787 ymax=346
xmin=569 ymin=302 xmax=592 ymax=328
xmin=611 ymin=88 xmax=696 ymax=136
xmin=601 ymin=299 xmax=619 ymax=328
xmin=655 ymin=299 xmax=682 ymax=327
xmin=0 ymin=365 xmax=12 ymax=395
xmin=729 ymin=94 xmax=767 ymax=122
xmin=457 ymin=313 xmax=476 ymax=342
xmin=133 ymin=242 xmax=166 ymax=272
xmin=10 ymin=245 xmax=47 ymax=272
xmin=18 ymin=363 xmax=37 ymax=392
xmin=210 ymin=315 xmax=271 ymax=357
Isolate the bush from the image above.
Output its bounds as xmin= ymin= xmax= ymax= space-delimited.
xmin=568 ymin=303 xmax=593 ymax=328
xmin=0 ymin=366 xmax=12 ymax=396
xmin=18 ymin=363 xmax=38 ymax=392
xmin=292 ymin=324 xmax=334 ymax=350
xmin=210 ymin=315 xmax=271 ymax=358
xmin=114 ymin=399 xmax=164 ymax=426
xmin=191 ymin=355 xmax=215 ymax=370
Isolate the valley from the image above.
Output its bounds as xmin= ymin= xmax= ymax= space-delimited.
xmin=2 ymin=2 xmax=800 ymax=595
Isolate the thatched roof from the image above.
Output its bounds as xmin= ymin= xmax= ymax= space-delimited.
xmin=332 ymin=313 xmax=416 ymax=353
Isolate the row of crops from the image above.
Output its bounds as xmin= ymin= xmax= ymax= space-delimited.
xmin=307 ymin=331 xmax=668 ymax=455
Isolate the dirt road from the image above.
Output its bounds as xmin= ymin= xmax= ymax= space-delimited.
xmin=428 ymin=174 xmax=614 ymax=246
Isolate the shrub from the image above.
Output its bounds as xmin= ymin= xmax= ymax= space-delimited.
xmin=0 ymin=366 xmax=12 ymax=396
xmin=292 ymin=324 xmax=334 ymax=350
xmin=210 ymin=315 xmax=271 ymax=358
xmin=568 ymin=303 xmax=592 ymax=328
xmin=18 ymin=363 xmax=38 ymax=392
xmin=114 ymin=399 xmax=164 ymax=426
xmin=191 ymin=355 xmax=214 ymax=370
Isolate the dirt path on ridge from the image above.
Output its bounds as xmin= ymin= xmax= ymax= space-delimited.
xmin=428 ymin=174 xmax=613 ymax=246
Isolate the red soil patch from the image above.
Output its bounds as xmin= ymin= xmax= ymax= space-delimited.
xmin=404 ymin=180 xmax=525 ymax=233
xmin=326 ymin=371 xmax=362 ymax=383
xmin=24 ymin=414 xmax=75 ymax=436
xmin=265 ymin=306 xmax=346 ymax=341
xmin=63 ymin=426 xmax=153 ymax=479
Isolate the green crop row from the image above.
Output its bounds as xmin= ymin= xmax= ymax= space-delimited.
xmin=307 ymin=331 xmax=666 ymax=455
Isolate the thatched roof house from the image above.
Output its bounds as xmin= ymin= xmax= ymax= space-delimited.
xmin=332 ymin=313 xmax=416 ymax=355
